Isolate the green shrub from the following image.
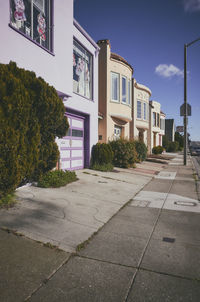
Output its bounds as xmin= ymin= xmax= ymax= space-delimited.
xmin=0 ymin=193 xmax=16 ymax=209
xmin=152 ymin=145 xmax=164 ymax=154
xmin=134 ymin=141 xmax=148 ymax=161
xmin=37 ymin=170 xmax=77 ymax=188
xmin=0 ymin=61 xmax=69 ymax=198
xmin=109 ymin=139 xmax=137 ymax=168
xmin=162 ymin=135 xmax=169 ymax=150
xmin=166 ymin=141 xmax=179 ymax=152
xmin=90 ymin=143 xmax=114 ymax=166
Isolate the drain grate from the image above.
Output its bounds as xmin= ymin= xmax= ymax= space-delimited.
xmin=174 ymin=201 xmax=197 ymax=207
xmin=163 ymin=237 xmax=175 ymax=243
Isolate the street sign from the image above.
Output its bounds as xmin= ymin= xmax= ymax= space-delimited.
xmin=180 ymin=103 xmax=191 ymax=116
xmin=176 ymin=126 xmax=184 ymax=133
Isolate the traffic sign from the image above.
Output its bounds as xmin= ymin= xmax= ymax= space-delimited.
xmin=180 ymin=103 xmax=191 ymax=116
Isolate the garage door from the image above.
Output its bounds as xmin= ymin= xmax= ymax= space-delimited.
xmin=59 ymin=115 xmax=84 ymax=170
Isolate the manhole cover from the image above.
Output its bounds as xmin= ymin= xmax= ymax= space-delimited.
xmin=163 ymin=237 xmax=175 ymax=243
xmin=174 ymin=201 xmax=197 ymax=207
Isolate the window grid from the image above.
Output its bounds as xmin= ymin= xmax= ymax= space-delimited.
xmin=9 ymin=0 xmax=53 ymax=52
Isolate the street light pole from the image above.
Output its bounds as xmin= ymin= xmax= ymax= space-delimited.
xmin=183 ymin=37 xmax=200 ymax=166
xmin=184 ymin=44 xmax=187 ymax=165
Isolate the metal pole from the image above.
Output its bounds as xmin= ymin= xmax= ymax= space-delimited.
xmin=184 ymin=44 xmax=187 ymax=165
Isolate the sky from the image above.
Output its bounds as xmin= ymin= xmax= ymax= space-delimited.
xmin=74 ymin=0 xmax=200 ymax=141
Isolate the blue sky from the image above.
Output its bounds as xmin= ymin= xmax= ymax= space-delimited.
xmin=74 ymin=0 xmax=200 ymax=141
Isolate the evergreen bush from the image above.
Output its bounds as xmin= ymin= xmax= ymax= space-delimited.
xmin=0 ymin=61 xmax=69 ymax=199
xmin=90 ymin=143 xmax=114 ymax=171
xmin=109 ymin=139 xmax=137 ymax=168
xmin=134 ymin=141 xmax=148 ymax=161
xmin=152 ymin=145 xmax=164 ymax=154
xmin=166 ymin=141 xmax=179 ymax=152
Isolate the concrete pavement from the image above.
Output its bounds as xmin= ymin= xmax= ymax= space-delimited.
xmin=1 ymin=153 xmax=200 ymax=301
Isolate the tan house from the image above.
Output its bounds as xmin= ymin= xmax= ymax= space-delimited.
xmin=159 ymin=111 xmax=166 ymax=146
xmin=148 ymin=100 xmax=162 ymax=151
xmin=97 ymin=39 xmax=133 ymax=142
xmin=132 ymin=80 xmax=151 ymax=151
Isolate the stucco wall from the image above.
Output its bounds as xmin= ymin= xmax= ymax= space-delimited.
xmin=0 ymin=0 xmax=74 ymax=96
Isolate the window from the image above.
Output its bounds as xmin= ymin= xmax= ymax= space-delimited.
xmin=137 ymin=100 xmax=142 ymax=119
xmin=144 ymin=103 xmax=147 ymax=120
xmin=122 ymin=76 xmax=127 ymax=103
xmin=10 ymin=0 xmax=53 ymax=52
xmin=153 ymin=112 xmax=156 ymax=127
xmin=128 ymin=80 xmax=131 ymax=105
xmin=160 ymin=118 xmax=165 ymax=130
xmin=73 ymin=40 xmax=93 ymax=99
xmin=157 ymin=113 xmax=160 ymax=127
xmin=111 ymin=72 xmax=119 ymax=102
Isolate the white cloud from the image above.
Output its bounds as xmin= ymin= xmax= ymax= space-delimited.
xmin=155 ymin=64 xmax=184 ymax=78
xmin=183 ymin=0 xmax=200 ymax=12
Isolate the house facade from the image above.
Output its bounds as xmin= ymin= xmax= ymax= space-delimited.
xmin=1 ymin=0 xmax=99 ymax=170
xmin=148 ymin=100 xmax=161 ymax=150
xmin=159 ymin=111 xmax=166 ymax=146
xmin=97 ymin=39 xmax=133 ymax=142
xmin=132 ymin=80 xmax=151 ymax=151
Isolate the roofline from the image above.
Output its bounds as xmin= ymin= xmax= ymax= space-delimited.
xmin=73 ymin=19 xmax=100 ymax=52
xmin=111 ymin=52 xmax=133 ymax=74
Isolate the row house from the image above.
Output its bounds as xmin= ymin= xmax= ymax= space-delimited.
xmin=1 ymin=0 xmax=99 ymax=170
xmin=97 ymin=39 xmax=133 ymax=142
xmin=97 ymin=39 xmax=165 ymax=154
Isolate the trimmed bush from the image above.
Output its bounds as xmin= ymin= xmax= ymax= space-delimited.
xmin=109 ymin=139 xmax=137 ymax=168
xmin=90 ymin=143 xmax=114 ymax=171
xmin=0 ymin=61 xmax=69 ymax=198
xmin=134 ymin=141 xmax=148 ymax=161
xmin=152 ymin=145 xmax=164 ymax=154
xmin=166 ymin=141 xmax=179 ymax=152
xmin=37 ymin=170 xmax=77 ymax=188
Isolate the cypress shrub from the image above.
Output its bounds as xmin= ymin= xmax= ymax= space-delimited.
xmin=109 ymin=139 xmax=137 ymax=168
xmin=134 ymin=141 xmax=148 ymax=161
xmin=0 ymin=61 xmax=69 ymax=198
xmin=166 ymin=141 xmax=179 ymax=152
xmin=152 ymin=145 xmax=164 ymax=154
xmin=90 ymin=143 xmax=114 ymax=167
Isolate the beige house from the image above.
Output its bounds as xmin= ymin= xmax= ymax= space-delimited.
xmin=148 ymin=100 xmax=162 ymax=151
xmin=159 ymin=111 xmax=166 ymax=146
xmin=132 ymin=80 xmax=151 ymax=151
xmin=97 ymin=39 xmax=133 ymax=142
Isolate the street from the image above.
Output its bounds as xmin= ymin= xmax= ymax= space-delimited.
xmin=0 ymin=153 xmax=200 ymax=301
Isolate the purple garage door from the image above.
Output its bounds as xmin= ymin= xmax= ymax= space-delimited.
xmin=59 ymin=115 xmax=84 ymax=170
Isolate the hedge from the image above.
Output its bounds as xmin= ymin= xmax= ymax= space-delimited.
xmin=0 ymin=61 xmax=69 ymax=199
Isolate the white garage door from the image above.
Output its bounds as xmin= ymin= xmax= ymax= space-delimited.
xmin=59 ymin=115 xmax=84 ymax=170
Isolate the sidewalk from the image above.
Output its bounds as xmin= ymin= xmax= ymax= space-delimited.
xmin=1 ymin=153 xmax=200 ymax=301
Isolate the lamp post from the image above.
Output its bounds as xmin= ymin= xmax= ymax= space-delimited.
xmin=184 ymin=37 xmax=200 ymax=165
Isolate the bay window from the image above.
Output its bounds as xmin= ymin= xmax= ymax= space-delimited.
xmin=144 ymin=103 xmax=147 ymax=120
xmin=137 ymin=100 xmax=142 ymax=119
xmin=122 ymin=76 xmax=127 ymax=103
xmin=111 ymin=72 xmax=119 ymax=102
xmin=128 ymin=80 xmax=131 ymax=105
xmin=10 ymin=0 xmax=53 ymax=52
xmin=73 ymin=39 xmax=93 ymax=99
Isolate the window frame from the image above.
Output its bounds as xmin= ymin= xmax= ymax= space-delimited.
xmin=9 ymin=0 xmax=54 ymax=54
xmin=111 ymin=72 xmax=120 ymax=103
xmin=73 ymin=38 xmax=93 ymax=100
xmin=137 ymin=100 xmax=142 ymax=119
xmin=122 ymin=76 xmax=127 ymax=104
xmin=128 ymin=80 xmax=131 ymax=106
xmin=153 ymin=112 xmax=156 ymax=127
